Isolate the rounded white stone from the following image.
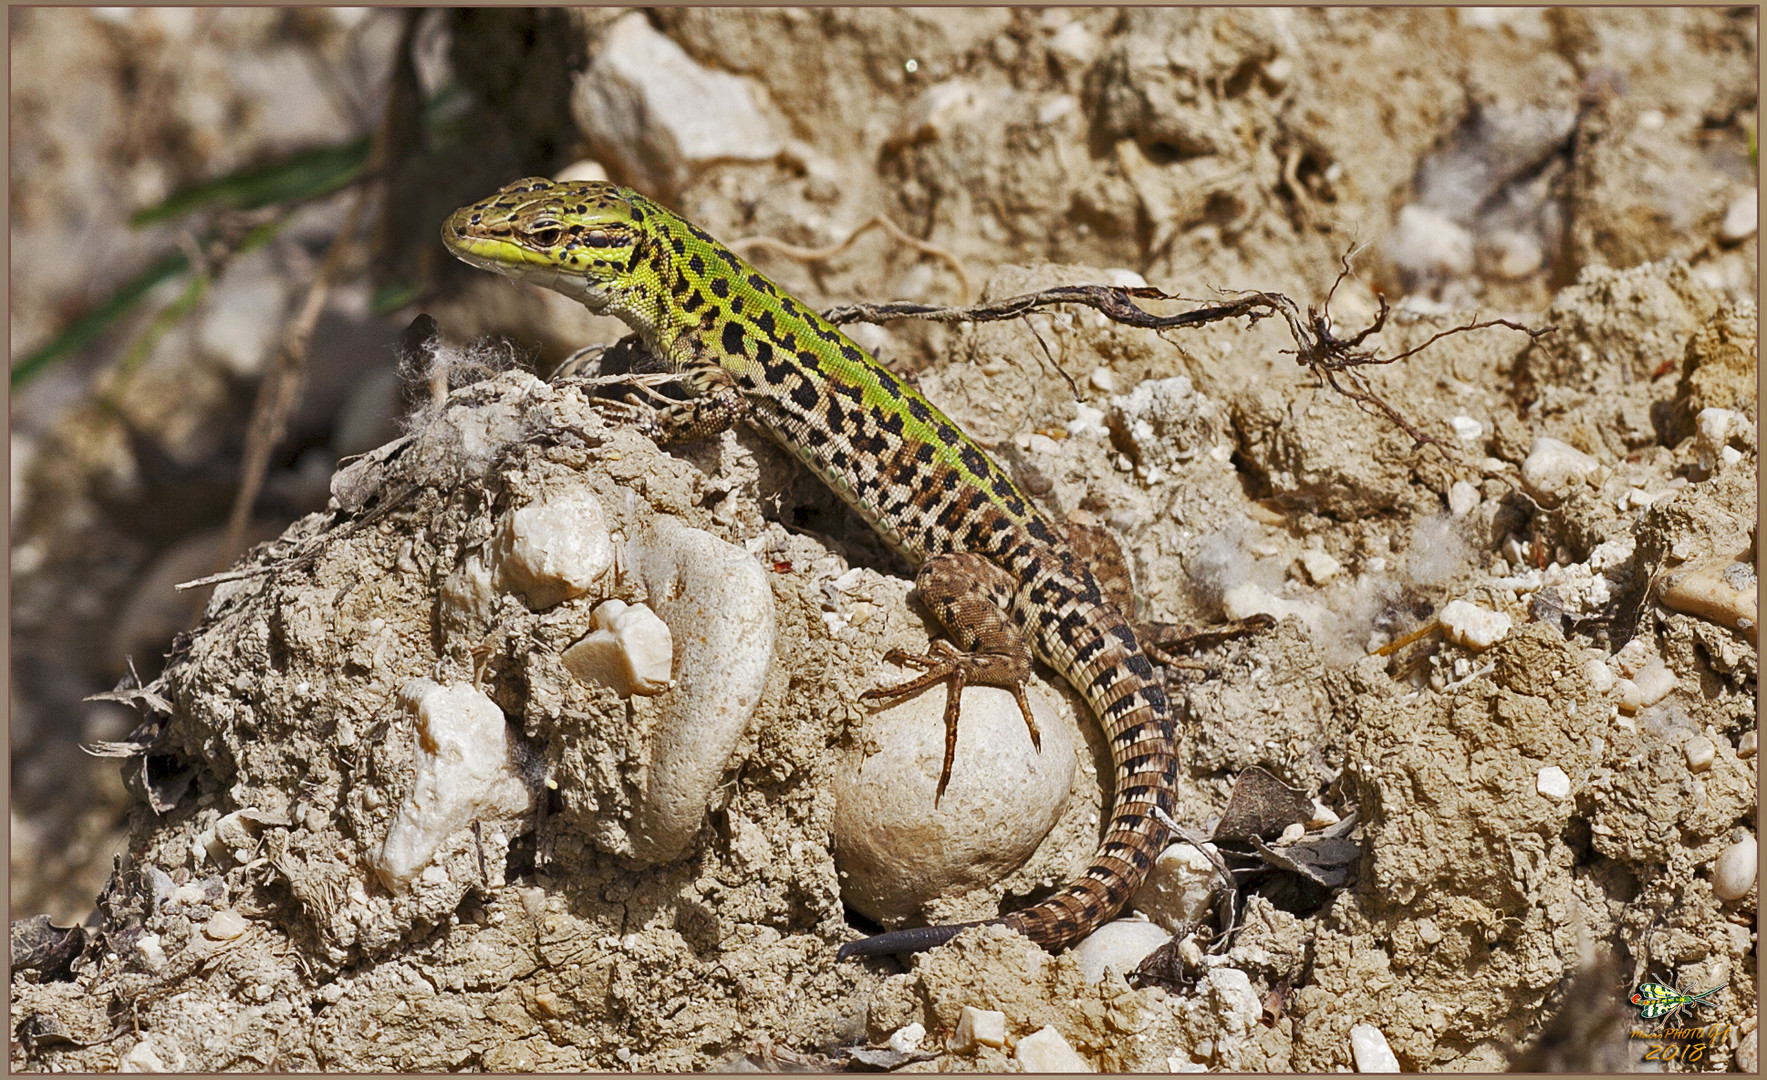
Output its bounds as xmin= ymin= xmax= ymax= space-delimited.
xmin=1631 ymin=661 xmax=1676 ymax=708
xmin=1615 ymin=679 xmax=1643 ymax=713
xmin=1683 ymin=734 xmax=1716 ymax=773
xmin=1520 ymin=437 xmax=1601 ymax=503
xmin=954 ymin=1006 xmax=1008 ymax=1051
xmin=1088 ymin=367 xmax=1118 ymax=393
xmin=1447 ymin=480 xmax=1481 ymax=519
xmin=833 ymin=667 xmax=1074 ymax=926
xmin=1583 ymin=658 xmax=1615 ymax=693
xmin=1070 ymin=917 xmax=1171 ymax=984
xmin=1438 ymin=599 xmax=1512 ymax=650
xmin=1350 ymin=1024 xmax=1400 ymax=1072
xmin=1720 ymin=190 xmax=1758 ymax=243
xmin=1739 ymin=731 xmax=1757 ymax=758
xmin=1014 ymin=1026 xmax=1091 ymax=1073
xmin=563 ymin=599 xmax=674 ymax=698
xmin=1389 ymin=204 xmax=1475 ymax=277
xmin=1131 ymin=841 xmax=1220 ymax=933
xmin=1536 ymin=766 xmax=1571 ymax=801
xmin=491 ymin=491 xmax=614 ymax=609
xmin=1450 ymin=415 xmax=1484 ymax=441
xmin=1712 ymin=837 xmax=1757 ymax=900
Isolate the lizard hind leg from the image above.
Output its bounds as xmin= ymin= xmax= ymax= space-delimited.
xmin=860 ymin=552 xmax=1038 ymax=804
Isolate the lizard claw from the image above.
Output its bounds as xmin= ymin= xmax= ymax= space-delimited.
xmin=862 ymin=645 xmax=1041 ymax=805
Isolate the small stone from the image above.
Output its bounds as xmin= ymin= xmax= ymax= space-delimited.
xmin=1297 ymin=549 xmax=1342 ymax=585
xmin=1416 ymin=918 xmax=1443 ymax=945
xmin=491 ymin=491 xmax=614 ymax=609
xmin=1694 ymin=407 xmax=1737 ymax=472
xmin=1737 ymin=1023 xmax=1758 ymax=1073
xmin=1014 ymin=1026 xmax=1091 ymax=1072
xmin=886 ymin=1022 xmax=925 ymax=1053
xmin=1631 ymin=661 xmax=1676 ymax=708
xmin=135 ymin=932 xmax=166 ymax=970
xmin=1712 ymin=837 xmax=1756 ymax=900
xmin=119 ymin=1039 xmax=170 ymax=1073
xmin=1070 ymin=918 xmax=1171 ymax=984
xmin=954 ymin=1007 xmax=1007 ymax=1052
xmin=1739 ymin=731 xmax=1756 ymax=758
xmin=563 ymin=599 xmax=674 ymax=698
xmin=1520 ymin=437 xmax=1601 ymax=503
xmin=1278 ymin=822 xmax=1306 ymax=844
xmin=1350 ymin=1023 xmax=1400 ymax=1073
xmin=1438 ymin=599 xmax=1511 ymax=650
xmin=1388 ymin=204 xmax=1475 ymax=278
xmin=1536 ymin=766 xmax=1571 ymax=801
xmin=1613 ymin=638 xmax=1654 ymax=677
xmin=1450 ymin=415 xmax=1484 ymax=441
xmin=1447 ymin=480 xmax=1480 ymax=518
xmin=1683 ymin=734 xmax=1717 ymax=773
xmin=1583 ymin=658 xmax=1615 ymax=693
xmin=1720 ymin=190 xmax=1758 ymax=243
xmin=1088 ymin=368 xmax=1118 ymax=393
xmin=1132 ymin=842 xmax=1220 ymax=933
xmin=204 ymin=909 xmax=248 ymax=941
xmin=1491 ymin=229 xmax=1544 ymax=279
xmin=1615 ymin=679 xmax=1643 ymax=713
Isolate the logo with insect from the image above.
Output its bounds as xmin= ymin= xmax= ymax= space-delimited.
xmin=1629 ymin=974 xmax=1725 ymax=1027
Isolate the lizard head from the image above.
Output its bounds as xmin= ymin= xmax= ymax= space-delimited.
xmin=442 ymin=177 xmax=652 ymax=312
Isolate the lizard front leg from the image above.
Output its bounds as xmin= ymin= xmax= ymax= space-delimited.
xmin=595 ymin=352 xmax=750 ymax=446
xmin=861 ymin=552 xmax=1039 ymax=804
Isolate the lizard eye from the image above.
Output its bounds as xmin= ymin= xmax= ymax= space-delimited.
xmin=523 ymin=220 xmax=563 ymax=248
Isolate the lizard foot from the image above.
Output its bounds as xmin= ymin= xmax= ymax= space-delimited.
xmin=861 ymin=642 xmax=1040 ymax=804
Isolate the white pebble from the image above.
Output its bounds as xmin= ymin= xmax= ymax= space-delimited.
xmin=1631 ymin=661 xmax=1676 ymax=707
xmin=1450 ymin=415 xmax=1483 ymax=441
xmin=1014 ymin=1026 xmax=1092 ymax=1072
xmin=1491 ymin=229 xmax=1544 ymax=279
xmin=886 ymin=1022 xmax=926 ymax=1053
xmin=1713 ymin=837 xmax=1757 ymax=900
xmin=1102 ymin=267 xmax=1148 ymax=289
xmin=1308 ymin=801 xmax=1341 ymax=828
xmin=1447 ymin=480 xmax=1480 ymax=519
xmin=1070 ymin=918 xmax=1171 ymax=984
xmin=1438 ymin=599 xmax=1511 ymax=650
xmin=1615 ymin=679 xmax=1643 ymax=713
xmin=135 ymin=932 xmax=166 ymax=970
xmin=1695 ymin=408 xmax=1738 ymax=472
xmin=1536 ymin=766 xmax=1571 ymax=801
xmin=491 ymin=492 xmax=614 ymax=609
xmin=1683 ymin=734 xmax=1716 ymax=773
xmin=374 ymin=680 xmax=535 ymax=885
xmin=1720 ymin=445 xmax=1743 ymax=466
xmin=1613 ymin=638 xmax=1654 ymax=677
xmin=1583 ymin=658 xmax=1615 ymax=693
xmin=1131 ymin=842 xmax=1220 ymax=933
xmin=1739 ymin=731 xmax=1756 ymax=758
xmin=1279 ymin=822 xmax=1306 ymax=844
xmin=954 ymin=1007 xmax=1008 ymax=1051
xmin=204 ymin=909 xmax=248 ymax=941
xmin=1088 ymin=367 xmax=1118 ymax=393
xmin=1350 ymin=1023 xmax=1400 ymax=1072
xmin=1297 ymin=549 xmax=1342 ymax=585
xmin=563 ymin=599 xmax=674 ymax=697
xmin=1720 ymin=190 xmax=1758 ymax=243
xmin=1388 ymin=204 xmax=1474 ymax=278
xmin=1520 ymin=437 xmax=1601 ymax=503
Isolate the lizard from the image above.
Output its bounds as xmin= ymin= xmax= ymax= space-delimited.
xmin=442 ymin=177 xmax=1179 ymax=958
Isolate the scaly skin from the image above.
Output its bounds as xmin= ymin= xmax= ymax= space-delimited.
xmin=443 ymin=178 xmax=1176 ymax=956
